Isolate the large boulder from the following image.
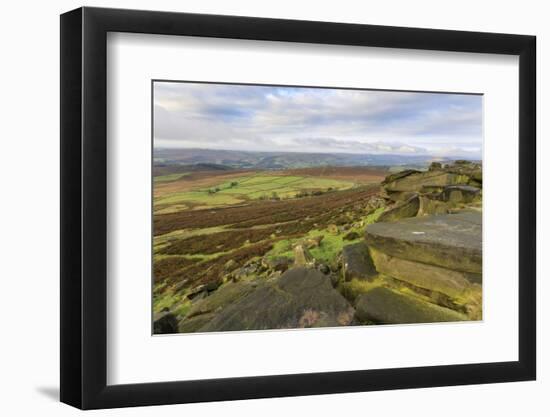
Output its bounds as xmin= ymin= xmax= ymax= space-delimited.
xmin=383 ymin=170 xmax=471 ymax=193
xmin=355 ymin=287 xmax=467 ymax=324
xmin=185 ymin=281 xmax=257 ymax=320
xmin=365 ymin=212 xmax=482 ymax=274
xmin=368 ymin=247 xmax=481 ymax=298
xmin=377 ymin=195 xmax=420 ymax=222
xmin=196 ymin=268 xmax=355 ymax=332
xmin=341 ymin=242 xmax=378 ymax=282
xmin=444 ymin=161 xmax=482 ymax=183
xmin=178 ymin=313 xmax=216 ymax=333
xmin=382 ymin=169 xmax=421 ymax=185
xmin=380 ymin=162 xmax=482 ymax=220
xmin=153 ymin=312 xmax=178 ymax=334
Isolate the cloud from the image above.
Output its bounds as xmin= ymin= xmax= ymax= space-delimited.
xmin=153 ymin=82 xmax=482 ymax=157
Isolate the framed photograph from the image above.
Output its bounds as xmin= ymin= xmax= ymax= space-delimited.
xmin=60 ymin=7 xmax=536 ymax=409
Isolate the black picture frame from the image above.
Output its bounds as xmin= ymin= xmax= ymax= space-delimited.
xmin=60 ymin=6 xmax=536 ymax=410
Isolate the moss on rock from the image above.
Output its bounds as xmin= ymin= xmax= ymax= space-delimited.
xmin=355 ymin=286 xmax=468 ymax=324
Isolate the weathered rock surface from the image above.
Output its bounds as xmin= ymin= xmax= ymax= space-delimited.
xmin=417 ymin=195 xmax=449 ymax=216
xmin=439 ymin=185 xmax=481 ymax=204
xmin=185 ymin=281 xmax=257 ymax=320
xmin=368 ymin=247 xmax=481 ymax=298
xmin=384 ymin=170 xmax=471 ymax=193
xmin=341 ymin=242 xmax=378 ymax=282
xmin=153 ymin=312 xmax=178 ymax=334
xmin=224 ymin=259 xmax=238 ymax=272
xmin=178 ymin=313 xmax=216 ymax=333
xmin=262 ymin=256 xmax=292 ymax=273
xmin=194 ymin=268 xmax=355 ymax=332
xmin=378 ymin=161 xmax=482 ymax=221
xmin=365 ymin=196 xmax=386 ymax=210
xmin=186 ymin=281 xmax=220 ymax=300
xmin=377 ymin=195 xmax=420 ymax=222
xmin=386 ymin=190 xmax=418 ymax=202
xmin=231 ymin=264 xmax=261 ymax=282
xmin=444 ymin=160 xmax=482 ymax=183
xmin=365 ymin=212 xmax=482 ymax=274
xmin=355 ymin=287 xmax=467 ymax=324
xmin=382 ymin=169 xmax=421 ymax=185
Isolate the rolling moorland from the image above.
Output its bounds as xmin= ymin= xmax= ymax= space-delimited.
xmin=153 ymin=149 xmax=483 ymax=333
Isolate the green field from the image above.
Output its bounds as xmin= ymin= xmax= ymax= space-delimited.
xmin=153 ymin=173 xmax=190 ymax=183
xmin=154 ymin=174 xmax=355 ymax=208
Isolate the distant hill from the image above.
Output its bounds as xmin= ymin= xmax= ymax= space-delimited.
xmin=153 ymin=162 xmax=234 ymax=177
xmin=153 ymin=148 xmax=472 ymax=170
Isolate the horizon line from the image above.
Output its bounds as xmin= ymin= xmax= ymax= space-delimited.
xmin=152 ymin=146 xmax=480 ymax=159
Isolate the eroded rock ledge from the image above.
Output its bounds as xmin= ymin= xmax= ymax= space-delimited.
xmin=178 ymin=267 xmax=355 ymax=332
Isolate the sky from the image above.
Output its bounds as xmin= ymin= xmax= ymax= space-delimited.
xmin=153 ymin=81 xmax=483 ymax=158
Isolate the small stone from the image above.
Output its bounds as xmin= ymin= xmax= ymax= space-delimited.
xmin=224 ymin=259 xmax=237 ymax=272
xmin=262 ymin=256 xmax=292 ymax=272
xmin=187 ymin=284 xmax=207 ymax=300
xmin=232 ymin=264 xmax=259 ymax=281
xmin=293 ymin=244 xmax=315 ymax=267
xmin=343 ymin=231 xmax=360 ymax=241
xmin=318 ymin=263 xmax=330 ymax=274
xmin=303 ymin=235 xmax=324 ymax=248
xmin=327 ymin=224 xmax=339 ymax=235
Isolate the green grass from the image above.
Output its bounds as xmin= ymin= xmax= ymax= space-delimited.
xmin=265 ymin=207 xmax=386 ymax=265
xmin=153 ymin=289 xmax=193 ymax=319
xmin=154 ymin=204 xmax=190 ymax=214
xmin=171 ymin=300 xmax=193 ymax=318
xmin=266 ymin=239 xmax=295 ymax=260
xmin=365 ymin=207 xmax=385 ymax=225
xmin=310 ymin=230 xmax=359 ymax=264
xmin=264 ymin=228 xmax=360 ymax=267
xmin=154 ymin=174 xmax=355 ymax=208
xmin=153 ymin=289 xmax=185 ymax=313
